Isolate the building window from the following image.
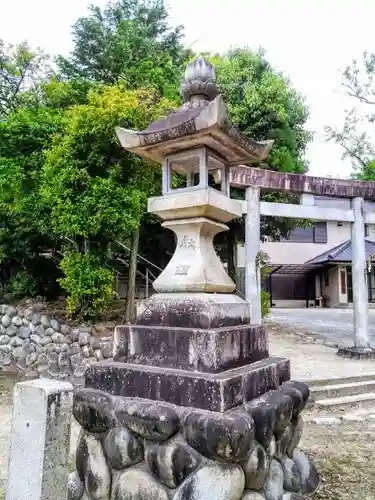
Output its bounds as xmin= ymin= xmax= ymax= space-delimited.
xmin=337 ymin=221 xmax=343 ymax=227
xmin=340 ymin=269 xmax=347 ymax=295
xmin=365 ymin=224 xmax=369 ymax=237
xmin=281 ymin=222 xmax=327 ymax=243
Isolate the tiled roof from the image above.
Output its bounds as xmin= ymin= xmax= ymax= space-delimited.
xmin=306 ymin=239 xmax=375 ymax=264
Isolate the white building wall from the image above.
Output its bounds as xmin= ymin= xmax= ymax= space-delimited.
xmin=237 ymin=221 xmax=375 ymax=267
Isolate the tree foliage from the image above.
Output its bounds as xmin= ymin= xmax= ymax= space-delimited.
xmin=326 ymin=51 xmax=375 ymax=175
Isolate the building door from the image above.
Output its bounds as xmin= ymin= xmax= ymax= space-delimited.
xmin=347 ymin=266 xmax=353 ymax=303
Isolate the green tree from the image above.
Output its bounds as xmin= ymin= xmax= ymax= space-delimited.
xmin=57 ymin=0 xmax=189 ymax=97
xmin=325 ymin=51 xmax=375 ymax=176
xmin=0 ymin=39 xmax=49 ymax=117
xmin=41 ymin=85 xmax=175 ymax=317
xmin=210 ymin=48 xmax=312 ymax=279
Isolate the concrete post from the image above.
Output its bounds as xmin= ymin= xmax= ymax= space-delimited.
xmin=6 ymin=379 xmax=73 ymax=500
xmin=351 ymin=196 xmax=370 ymax=348
xmin=245 ymin=186 xmax=262 ymax=325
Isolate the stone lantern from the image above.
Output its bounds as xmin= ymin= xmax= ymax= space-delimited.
xmin=70 ymin=56 xmax=319 ymax=500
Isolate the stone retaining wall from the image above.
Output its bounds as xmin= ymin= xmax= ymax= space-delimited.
xmin=0 ymin=304 xmax=113 ymax=384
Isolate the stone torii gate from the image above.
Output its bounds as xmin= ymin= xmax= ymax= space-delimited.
xmin=232 ymin=165 xmax=375 ymax=358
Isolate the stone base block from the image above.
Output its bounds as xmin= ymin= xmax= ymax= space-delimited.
xmin=85 ymin=357 xmax=290 ymax=412
xmin=337 ymin=346 xmax=375 ymax=360
xmin=69 ymin=381 xmax=319 ymax=500
xmin=113 ymin=323 xmax=268 ymax=373
xmin=136 ymin=292 xmax=252 ymax=328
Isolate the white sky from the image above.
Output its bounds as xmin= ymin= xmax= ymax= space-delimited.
xmin=1 ymin=0 xmax=374 ymax=178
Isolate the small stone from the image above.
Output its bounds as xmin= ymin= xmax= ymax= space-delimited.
xmin=312 ymin=416 xmax=341 ymax=426
xmin=292 ymin=450 xmax=319 ymax=494
xmin=40 ymin=336 xmax=52 ymax=346
xmin=67 ymin=471 xmax=84 ymax=500
xmin=73 ymin=359 xmax=89 ymax=378
xmin=25 ymin=352 xmax=37 ymax=366
xmin=281 ymin=457 xmax=301 ymax=493
xmin=94 ymin=349 xmax=103 ymax=361
xmin=70 ymin=328 xmax=79 ymax=342
xmin=1 ymin=316 xmax=10 ymax=328
xmin=184 ymin=409 xmax=255 ymax=462
xmin=0 ymin=335 xmax=9 ymax=345
xmin=10 ymin=336 xmax=23 ymax=347
xmin=263 ymin=459 xmax=284 ymax=500
xmin=174 ymin=464 xmax=245 ymax=500
xmin=79 ymin=331 xmax=91 ymax=346
xmin=5 ymin=325 xmax=17 ymax=337
xmin=22 ymin=318 xmax=29 ymax=326
xmin=22 ymin=341 xmax=35 ymax=354
xmin=90 ymin=336 xmax=101 ymax=349
xmin=31 ymin=313 xmax=41 ymax=326
xmin=52 ymin=332 xmax=66 ymax=344
xmin=265 ymin=391 xmax=293 ymax=436
xmin=13 ymin=347 xmax=24 ymax=359
xmin=70 ymin=353 xmax=83 ymax=369
xmin=268 ymin=436 xmax=276 ymax=458
xmin=104 ymin=427 xmax=143 ymax=470
xmin=82 ymin=345 xmax=91 ymax=358
xmin=24 ymin=307 xmax=34 ymax=319
xmin=242 ymin=493 xmax=266 ymax=500
xmin=61 ymin=342 xmax=71 ymax=352
xmin=61 ymin=323 xmax=71 ymax=335
xmin=30 ymin=334 xmax=41 ymax=344
xmin=245 ymin=398 xmax=276 ymax=449
xmin=145 ymin=439 xmax=201 ymax=488
xmin=112 ymin=469 xmax=169 ymax=500
xmin=37 ymin=353 xmax=48 ymax=366
xmin=0 ymin=305 xmax=7 ymax=314
xmin=45 ymin=327 xmax=55 ymax=336
xmin=0 ymin=344 xmax=11 ymax=353
xmin=76 ymin=434 xmax=111 ymax=500
xmin=242 ymin=442 xmax=269 ymax=490
xmin=58 ymin=351 xmax=70 ymax=368
xmin=11 ymin=316 xmax=22 ymax=327
xmin=100 ymin=342 xmax=113 ymax=358
xmin=74 ymin=388 xmax=116 ymax=433
xmin=117 ymin=400 xmax=179 ymax=441
xmin=35 ymin=344 xmax=45 ymax=354
xmin=35 ymin=325 xmax=45 ymax=337
xmin=19 ymin=326 xmax=31 ymax=339
xmin=50 ymin=318 xmax=60 ymax=331
xmin=40 ymin=315 xmax=51 ymax=328
xmin=6 ymin=306 xmax=17 ymax=318
xmin=70 ymin=342 xmax=81 ymax=354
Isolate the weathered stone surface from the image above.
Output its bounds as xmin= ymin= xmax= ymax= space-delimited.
xmin=292 ymin=450 xmax=319 ymax=494
xmin=174 ymin=463 xmax=245 ymax=500
xmin=263 ymin=459 xmax=284 ymax=500
xmin=281 ymin=382 xmax=309 ymax=414
xmin=184 ymin=410 xmax=254 ymax=462
xmin=6 ymin=325 xmax=17 ymax=337
xmin=265 ymin=392 xmax=293 ymax=436
xmin=40 ymin=336 xmax=52 ymax=346
xmin=12 ymin=316 xmax=23 ymax=327
xmin=50 ymin=318 xmax=60 ymax=331
xmin=25 ymin=352 xmax=37 ymax=366
xmin=279 ymin=386 xmax=304 ymax=420
xmin=275 ymin=424 xmax=293 ymax=461
xmin=103 ymin=427 xmax=143 ymax=469
xmin=67 ymin=471 xmax=84 ymax=500
xmin=116 ymin=400 xmax=179 ymax=441
xmin=282 ymin=494 xmax=304 ymax=500
xmin=31 ymin=312 xmax=41 ymax=326
xmin=79 ymin=331 xmax=91 ymax=346
xmin=85 ymin=357 xmax=289 ymax=412
xmin=242 ymin=442 xmax=269 ymax=490
xmin=73 ymin=388 xmax=116 ymax=433
xmin=18 ymin=326 xmax=31 ymax=339
xmin=242 ymin=493 xmax=266 ymax=500
xmin=112 ymin=469 xmax=169 ymax=500
xmin=40 ymin=314 xmax=51 ymax=328
xmin=0 ymin=335 xmax=9 ymax=344
xmin=245 ymin=398 xmax=276 ymax=449
xmin=52 ymin=332 xmax=66 ymax=344
xmin=281 ymin=457 xmax=301 ymax=493
xmin=145 ymin=439 xmax=201 ymax=488
xmin=1 ymin=315 xmax=10 ymax=327
xmin=286 ymin=417 xmax=303 ymax=457
xmin=77 ymin=433 xmax=111 ymax=500
xmin=30 ymin=334 xmax=41 ymax=344
xmin=114 ymin=323 xmax=268 ymax=372
xmin=45 ymin=327 xmax=55 ymax=336
xmin=6 ymin=306 xmax=17 ymax=318
xmin=9 ymin=336 xmax=23 ymax=347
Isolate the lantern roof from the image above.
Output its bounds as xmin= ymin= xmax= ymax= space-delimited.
xmin=116 ymin=55 xmax=273 ymax=165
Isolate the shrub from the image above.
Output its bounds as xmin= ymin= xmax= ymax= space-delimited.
xmin=59 ymin=251 xmax=114 ymax=319
xmin=9 ymin=270 xmax=38 ymax=299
